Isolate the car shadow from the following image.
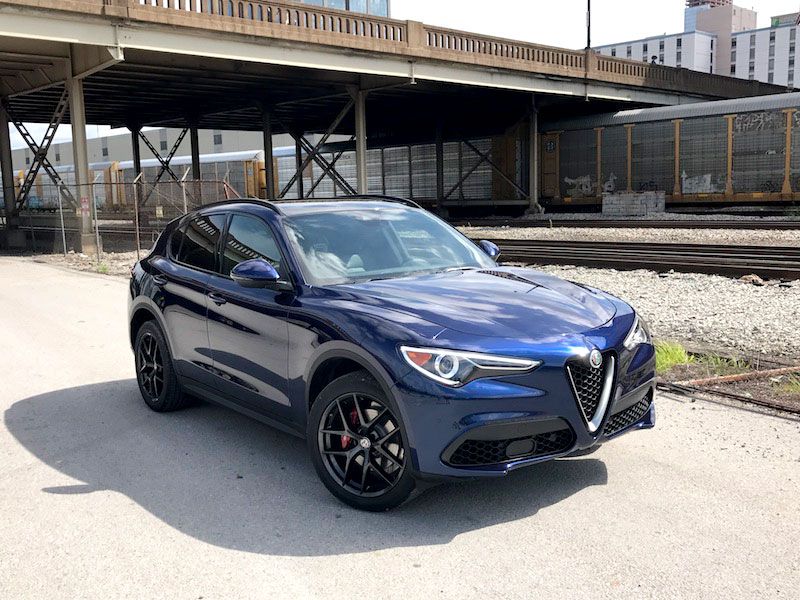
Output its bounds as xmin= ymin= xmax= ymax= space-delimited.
xmin=5 ymin=380 xmax=608 ymax=557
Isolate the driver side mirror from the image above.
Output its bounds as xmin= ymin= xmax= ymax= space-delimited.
xmin=478 ymin=240 xmax=501 ymax=260
xmin=231 ymin=259 xmax=291 ymax=291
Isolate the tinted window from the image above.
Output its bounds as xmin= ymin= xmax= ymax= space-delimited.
xmin=170 ymin=226 xmax=185 ymax=259
xmin=177 ymin=215 xmax=225 ymax=271
xmin=284 ymin=207 xmax=494 ymax=286
xmin=221 ymin=215 xmax=283 ymax=276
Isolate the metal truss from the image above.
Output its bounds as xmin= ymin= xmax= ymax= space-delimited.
xmin=4 ymin=90 xmax=77 ymax=211
xmin=445 ymin=140 xmax=528 ymax=200
xmin=139 ymin=127 xmax=189 ymax=206
xmin=277 ymin=99 xmax=357 ymax=199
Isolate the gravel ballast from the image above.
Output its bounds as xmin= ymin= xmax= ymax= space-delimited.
xmin=529 ymin=264 xmax=800 ymax=359
xmin=458 ymin=226 xmax=800 ymax=246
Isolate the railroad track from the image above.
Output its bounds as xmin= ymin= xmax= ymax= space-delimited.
xmin=487 ymin=239 xmax=800 ymax=280
xmin=455 ymin=218 xmax=800 ymax=230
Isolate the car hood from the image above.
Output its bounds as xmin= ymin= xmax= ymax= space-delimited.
xmin=334 ymin=267 xmax=618 ymax=340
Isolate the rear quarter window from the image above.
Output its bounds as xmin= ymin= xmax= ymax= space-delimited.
xmin=175 ymin=214 xmax=226 ymax=272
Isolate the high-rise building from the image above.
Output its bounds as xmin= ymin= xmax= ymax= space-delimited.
xmin=595 ymin=2 xmax=799 ymax=88
xmin=298 ymin=0 xmax=390 ymax=17
xmin=693 ymin=2 xmax=756 ymax=75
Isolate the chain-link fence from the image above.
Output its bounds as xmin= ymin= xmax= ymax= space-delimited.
xmin=14 ymin=180 xmax=240 ymax=254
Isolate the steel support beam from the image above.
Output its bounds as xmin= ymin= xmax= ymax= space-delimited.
xmin=131 ymin=126 xmax=142 ymax=180
xmin=139 ymin=127 xmax=189 ymax=206
xmin=5 ymin=90 xmax=76 ymax=212
xmin=527 ymin=95 xmax=543 ymax=214
xmin=0 ymin=101 xmax=23 ymax=249
xmin=435 ymin=123 xmax=444 ymax=205
xmin=295 ymin=135 xmax=357 ymax=196
xmin=261 ymin=109 xmax=275 ymax=200
xmin=67 ymin=74 xmax=98 ymax=254
xmin=190 ymin=124 xmax=201 ymax=181
xmin=277 ymin=99 xmax=355 ymax=198
xmin=464 ymin=140 xmax=528 ymax=199
xmin=307 ymin=144 xmax=350 ymax=198
xmin=294 ymin=134 xmax=304 ymax=199
xmin=353 ymin=89 xmax=368 ymax=194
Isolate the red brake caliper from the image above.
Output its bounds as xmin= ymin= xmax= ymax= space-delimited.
xmin=340 ymin=407 xmax=360 ymax=449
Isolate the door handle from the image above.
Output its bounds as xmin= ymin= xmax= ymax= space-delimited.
xmin=152 ymin=274 xmax=168 ymax=287
xmin=208 ymin=292 xmax=228 ymax=306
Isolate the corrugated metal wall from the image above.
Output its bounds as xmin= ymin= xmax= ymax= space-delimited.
xmin=559 ymin=129 xmax=596 ymax=198
xmin=600 ymin=126 xmax=626 ymax=194
xmin=732 ymin=111 xmax=786 ymax=193
xmin=680 ymin=117 xmax=727 ymax=194
xmin=632 ymin=121 xmax=673 ymax=193
xmin=276 ymin=138 xmax=497 ymax=204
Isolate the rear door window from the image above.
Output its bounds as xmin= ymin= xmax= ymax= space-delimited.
xmin=176 ymin=214 xmax=226 ymax=272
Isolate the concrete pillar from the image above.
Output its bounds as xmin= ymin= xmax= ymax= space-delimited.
xmin=294 ymin=134 xmax=304 ymax=199
xmin=67 ymin=75 xmax=98 ymax=254
xmin=526 ymin=98 xmax=543 ymax=214
xmin=354 ymin=89 xmax=368 ymax=195
xmin=0 ymin=102 xmax=24 ymax=250
xmin=190 ymin=124 xmax=201 ymax=181
xmin=262 ymin=111 xmax=275 ymax=200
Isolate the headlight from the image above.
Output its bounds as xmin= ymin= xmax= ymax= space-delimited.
xmin=400 ymin=346 xmax=541 ymax=387
xmin=623 ymin=316 xmax=651 ymax=351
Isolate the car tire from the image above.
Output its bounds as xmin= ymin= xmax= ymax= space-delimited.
xmin=134 ymin=321 xmax=188 ymax=413
xmin=308 ymin=371 xmax=416 ymax=512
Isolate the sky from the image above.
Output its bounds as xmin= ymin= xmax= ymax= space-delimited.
xmin=9 ymin=0 xmax=800 ymax=149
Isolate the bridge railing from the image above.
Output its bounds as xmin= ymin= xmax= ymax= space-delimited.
xmin=0 ymin=0 xmax=780 ymax=98
xmin=133 ymin=0 xmax=406 ymax=43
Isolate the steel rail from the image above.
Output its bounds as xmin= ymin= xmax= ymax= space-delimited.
xmin=483 ymin=239 xmax=800 ymax=280
xmin=454 ymin=218 xmax=800 ymax=231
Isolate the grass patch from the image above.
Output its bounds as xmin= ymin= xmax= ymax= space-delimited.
xmin=695 ymin=354 xmax=750 ymax=377
xmin=97 ymin=263 xmax=109 ymax=275
xmin=776 ymin=376 xmax=800 ymax=396
xmin=655 ymin=341 xmax=693 ymax=375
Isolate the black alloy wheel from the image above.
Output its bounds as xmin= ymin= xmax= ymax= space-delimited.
xmin=319 ymin=392 xmax=406 ymax=497
xmin=134 ymin=320 xmax=188 ymax=412
xmin=308 ymin=371 xmax=416 ymax=511
xmin=137 ymin=331 xmax=164 ymax=401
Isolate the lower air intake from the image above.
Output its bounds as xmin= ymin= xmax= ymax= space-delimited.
xmin=604 ymin=395 xmax=653 ymax=437
xmin=447 ymin=428 xmax=575 ymax=467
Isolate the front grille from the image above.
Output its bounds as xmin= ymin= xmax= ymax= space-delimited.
xmin=604 ymin=395 xmax=653 ymax=437
xmin=447 ymin=428 xmax=575 ymax=467
xmin=566 ymin=358 xmax=608 ymax=424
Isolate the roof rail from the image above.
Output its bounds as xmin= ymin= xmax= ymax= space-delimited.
xmin=192 ymin=197 xmax=284 ymax=215
xmin=274 ymin=195 xmax=422 ymax=209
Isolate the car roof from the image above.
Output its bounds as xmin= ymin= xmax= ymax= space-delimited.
xmin=194 ymin=196 xmax=420 ymax=218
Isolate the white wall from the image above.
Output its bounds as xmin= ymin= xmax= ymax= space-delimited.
xmin=732 ymin=25 xmax=798 ymax=86
xmin=596 ymin=32 xmax=714 ymax=72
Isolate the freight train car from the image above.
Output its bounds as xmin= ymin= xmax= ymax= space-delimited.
xmin=12 ymin=150 xmax=266 ymax=212
xmin=541 ymin=91 xmax=800 ymax=206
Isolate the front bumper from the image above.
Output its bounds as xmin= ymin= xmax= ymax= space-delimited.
xmin=392 ymin=346 xmax=656 ymax=479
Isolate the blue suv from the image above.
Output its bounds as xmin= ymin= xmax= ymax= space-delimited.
xmin=128 ymin=198 xmax=656 ymax=511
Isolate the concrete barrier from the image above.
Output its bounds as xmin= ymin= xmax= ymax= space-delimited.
xmin=601 ymin=191 xmax=666 ymax=217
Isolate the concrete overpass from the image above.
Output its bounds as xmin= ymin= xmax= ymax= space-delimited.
xmin=0 ymin=0 xmax=785 ymax=251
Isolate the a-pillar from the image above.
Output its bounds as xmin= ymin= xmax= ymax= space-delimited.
xmin=0 ymin=101 xmax=24 ymax=249
xmin=354 ymin=89 xmax=368 ymax=195
xmin=68 ymin=75 xmax=99 ymax=254
xmin=261 ymin=110 xmax=275 ymax=200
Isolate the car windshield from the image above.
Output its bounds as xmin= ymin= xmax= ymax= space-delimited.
xmin=282 ymin=206 xmax=496 ymax=286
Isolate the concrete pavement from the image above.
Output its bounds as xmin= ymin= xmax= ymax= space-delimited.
xmin=0 ymin=256 xmax=798 ymax=599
